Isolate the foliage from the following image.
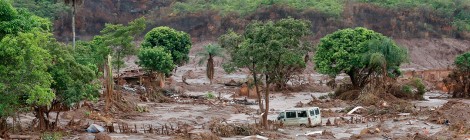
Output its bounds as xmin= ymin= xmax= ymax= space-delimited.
xmin=401 ymin=85 xmax=412 ymax=95
xmin=74 ymin=35 xmax=111 ymax=74
xmin=0 ymin=30 xmax=54 ymax=118
xmin=41 ymin=132 xmax=63 ymax=140
xmin=0 ymin=2 xmax=100 ymax=129
xmin=0 ymin=1 xmax=52 ymax=39
xmin=444 ymin=52 xmax=470 ymax=98
xmin=205 ymin=92 xmax=215 ymax=99
xmin=138 ymin=47 xmax=175 ymax=75
xmin=47 ymin=41 xmax=100 ymax=107
xmin=224 ymin=18 xmax=311 ymax=86
xmin=197 ymin=44 xmax=225 ymax=84
xmin=142 ymin=26 xmax=192 ymax=66
xmin=359 ymin=0 xmax=470 ymax=32
xmin=455 ymin=52 xmax=470 ymax=71
xmin=222 ymin=18 xmax=311 ymax=128
xmin=218 ymin=29 xmax=243 ymax=52
xmin=101 ymin=17 xmax=146 ymax=72
xmin=13 ymin=0 xmax=68 ymax=20
xmin=314 ymin=27 xmax=408 ymax=88
xmin=361 ymin=38 xmax=408 ymax=78
xmin=171 ymin=0 xmax=344 ymax=17
xmin=412 ymin=78 xmax=426 ymax=96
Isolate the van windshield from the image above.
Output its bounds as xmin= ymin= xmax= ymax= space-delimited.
xmin=279 ymin=112 xmax=285 ymax=118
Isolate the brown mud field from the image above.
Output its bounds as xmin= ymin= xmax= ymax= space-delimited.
xmin=5 ymin=42 xmax=470 ymax=140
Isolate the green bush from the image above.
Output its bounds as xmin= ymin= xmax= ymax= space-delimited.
xmin=413 ymin=78 xmax=426 ymax=96
xmin=205 ymin=92 xmax=216 ymax=99
xmin=401 ymin=85 xmax=412 ymax=95
xmin=41 ymin=132 xmax=62 ymax=140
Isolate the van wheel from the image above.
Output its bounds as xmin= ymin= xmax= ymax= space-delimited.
xmin=300 ymin=124 xmax=306 ymax=127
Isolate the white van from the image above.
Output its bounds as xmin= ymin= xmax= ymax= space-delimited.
xmin=276 ymin=107 xmax=321 ymax=127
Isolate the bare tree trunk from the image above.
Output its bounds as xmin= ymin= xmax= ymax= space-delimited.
xmin=105 ymin=55 xmax=113 ymax=112
xmin=207 ymin=56 xmax=214 ymax=85
xmin=263 ymin=82 xmax=270 ymax=129
xmin=72 ymin=2 xmax=76 ymax=49
xmin=253 ymin=71 xmax=264 ymax=113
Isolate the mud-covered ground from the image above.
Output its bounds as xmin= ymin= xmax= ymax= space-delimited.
xmin=7 ymin=42 xmax=470 ymax=140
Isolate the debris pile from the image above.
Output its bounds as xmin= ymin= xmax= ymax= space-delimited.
xmin=429 ymin=100 xmax=470 ymax=134
xmin=208 ymin=119 xmax=260 ymax=137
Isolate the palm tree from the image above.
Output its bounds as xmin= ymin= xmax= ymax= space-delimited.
xmin=197 ymin=44 xmax=225 ymax=85
xmin=64 ymin=0 xmax=83 ymax=49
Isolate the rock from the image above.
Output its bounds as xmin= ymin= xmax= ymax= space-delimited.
xmin=79 ymin=134 xmax=95 ymax=140
xmin=94 ymin=133 xmax=112 ymax=140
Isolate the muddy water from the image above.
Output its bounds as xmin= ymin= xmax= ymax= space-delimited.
xmin=63 ymin=91 xmax=457 ymax=139
xmin=412 ymin=92 xmax=449 ymax=108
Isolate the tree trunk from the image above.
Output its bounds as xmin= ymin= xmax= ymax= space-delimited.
xmin=105 ymin=55 xmax=113 ymax=112
xmin=116 ymin=52 xmax=121 ymax=100
xmin=72 ymin=2 xmax=76 ymax=49
xmin=54 ymin=111 xmax=60 ymax=129
xmin=207 ymin=56 xmax=214 ymax=85
xmin=263 ymin=81 xmax=270 ymax=129
xmin=252 ymin=66 xmax=264 ymax=113
xmin=35 ymin=107 xmax=50 ymax=130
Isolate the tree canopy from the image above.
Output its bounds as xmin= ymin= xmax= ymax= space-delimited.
xmin=222 ymin=18 xmax=312 ymax=128
xmin=314 ymin=27 xmax=408 ymax=88
xmin=138 ymin=47 xmax=175 ymax=75
xmin=141 ymin=26 xmax=192 ymax=66
xmin=100 ymin=17 xmax=146 ymax=72
xmin=0 ymin=1 xmax=99 ymax=130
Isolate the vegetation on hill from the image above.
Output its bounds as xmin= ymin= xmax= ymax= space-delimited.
xmin=172 ymin=0 xmax=344 ymax=17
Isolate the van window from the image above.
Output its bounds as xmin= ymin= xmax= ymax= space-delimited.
xmin=298 ymin=111 xmax=307 ymax=118
xmin=286 ymin=111 xmax=296 ymax=118
xmin=310 ymin=109 xmax=315 ymax=116
xmin=315 ymin=108 xmax=320 ymax=115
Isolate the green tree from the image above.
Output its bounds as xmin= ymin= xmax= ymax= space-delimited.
xmin=101 ymin=17 xmax=146 ymax=78
xmin=138 ymin=47 xmax=175 ymax=86
xmin=445 ymin=52 xmax=470 ymax=98
xmin=74 ymin=35 xmax=111 ymax=73
xmin=196 ymin=44 xmax=225 ymax=84
xmin=141 ymin=26 xmax=192 ymax=67
xmin=0 ymin=30 xmax=54 ymax=128
xmin=222 ymin=18 xmax=311 ymax=129
xmin=314 ymin=27 xmax=407 ymax=88
xmin=13 ymin=0 xmax=68 ymax=20
xmin=35 ymin=31 xmax=99 ymax=130
xmin=0 ymin=0 xmax=51 ymax=39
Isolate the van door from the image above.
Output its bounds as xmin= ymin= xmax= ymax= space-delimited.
xmin=314 ymin=108 xmax=321 ymax=125
xmin=309 ymin=108 xmax=321 ymax=126
xmin=296 ymin=110 xmax=309 ymax=126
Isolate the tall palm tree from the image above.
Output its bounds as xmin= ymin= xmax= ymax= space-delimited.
xmin=64 ymin=0 xmax=83 ymax=49
xmin=197 ymin=44 xmax=225 ymax=85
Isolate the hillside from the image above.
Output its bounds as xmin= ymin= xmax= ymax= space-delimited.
xmin=15 ymin=0 xmax=470 ymax=69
